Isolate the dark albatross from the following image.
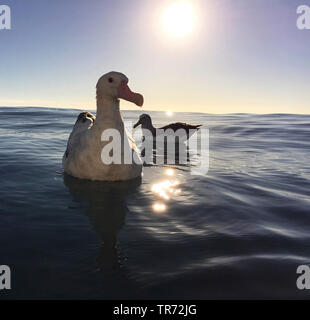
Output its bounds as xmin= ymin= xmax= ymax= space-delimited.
xmin=133 ymin=113 xmax=202 ymax=140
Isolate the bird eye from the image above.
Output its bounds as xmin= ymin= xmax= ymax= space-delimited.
xmin=108 ymin=77 xmax=114 ymax=83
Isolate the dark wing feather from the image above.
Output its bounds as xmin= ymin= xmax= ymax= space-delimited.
xmin=159 ymin=122 xmax=202 ymax=132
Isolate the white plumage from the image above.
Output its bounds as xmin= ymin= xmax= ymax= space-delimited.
xmin=62 ymin=72 xmax=144 ymax=181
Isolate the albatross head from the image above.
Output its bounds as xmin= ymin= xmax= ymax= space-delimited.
xmin=133 ymin=113 xmax=152 ymax=128
xmin=96 ymin=71 xmax=144 ymax=107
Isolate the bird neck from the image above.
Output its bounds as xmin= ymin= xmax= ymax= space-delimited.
xmin=143 ymin=120 xmax=156 ymax=135
xmin=95 ymin=97 xmax=123 ymax=128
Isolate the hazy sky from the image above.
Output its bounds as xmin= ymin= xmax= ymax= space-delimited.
xmin=1 ymin=0 xmax=309 ymax=113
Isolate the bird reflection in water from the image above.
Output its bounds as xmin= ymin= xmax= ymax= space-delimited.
xmin=63 ymin=174 xmax=141 ymax=274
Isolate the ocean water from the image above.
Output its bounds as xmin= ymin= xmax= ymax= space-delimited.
xmin=0 ymin=106 xmax=310 ymax=299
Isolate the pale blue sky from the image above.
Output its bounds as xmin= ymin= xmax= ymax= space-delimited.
xmin=0 ymin=0 xmax=309 ymax=113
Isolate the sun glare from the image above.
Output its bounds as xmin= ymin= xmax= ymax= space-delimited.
xmin=161 ymin=1 xmax=196 ymax=38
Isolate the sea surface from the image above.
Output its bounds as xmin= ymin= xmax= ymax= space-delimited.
xmin=0 ymin=106 xmax=310 ymax=299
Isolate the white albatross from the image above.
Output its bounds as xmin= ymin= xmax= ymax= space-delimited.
xmin=62 ymin=71 xmax=144 ymax=181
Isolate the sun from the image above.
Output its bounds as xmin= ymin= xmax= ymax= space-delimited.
xmin=161 ymin=1 xmax=196 ymax=38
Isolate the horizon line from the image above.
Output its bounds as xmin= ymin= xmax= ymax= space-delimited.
xmin=1 ymin=105 xmax=309 ymax=116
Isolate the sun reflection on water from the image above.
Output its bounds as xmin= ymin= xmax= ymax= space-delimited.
xmin=151 ymin=179 xmax=180 ymax=200
xmin=153 ymin=202 xmax=167 ymax=212
xmin=151 ymin=168 xmax=181 ymax=212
